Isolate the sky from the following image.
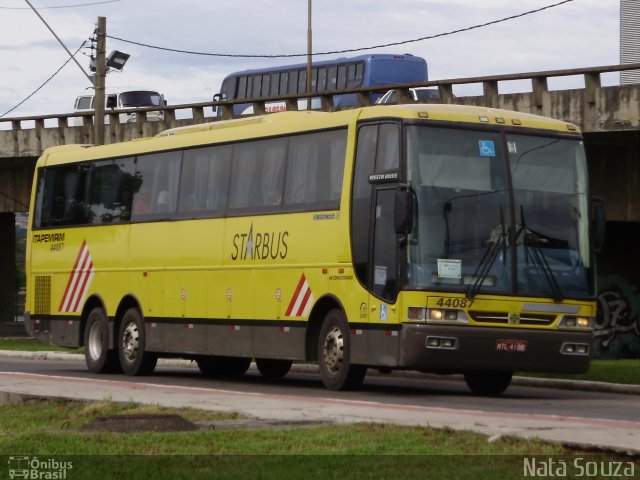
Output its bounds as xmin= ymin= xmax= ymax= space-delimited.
xmin=0 ymin=0 xmax=621 ymax=118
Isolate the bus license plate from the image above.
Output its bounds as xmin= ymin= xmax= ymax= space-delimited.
xmin=496 ymin=339 xmax=527 ymax=353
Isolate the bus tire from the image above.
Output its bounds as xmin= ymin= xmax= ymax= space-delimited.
xmin=464 ymin=370 xmax=512 ymax=396
xmin=196 ymin=356 xmax=251 ymax=378
xmin=318 ymin=309 xmax=366 ymax=391
xmin=84 ymin=307 xmax=120 ymax=374
xmin=118 ymin=308 xmax=157 ymax=376
xmin=255 ymin=358 xmax=293 ymax=379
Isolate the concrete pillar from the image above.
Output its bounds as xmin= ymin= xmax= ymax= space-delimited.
xmin=0 ymin=213 xmax=16 ymax=322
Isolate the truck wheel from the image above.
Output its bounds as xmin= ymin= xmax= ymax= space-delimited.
xmin=84 ymin=307 xmax=120 ymax=373
xmin=318 ymin=309 xmax=366 ymax=390
xmin=118 ymin=308 xmax=157 ymax=376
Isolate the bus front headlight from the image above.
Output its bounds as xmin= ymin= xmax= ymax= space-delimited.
xmin=558 ymin=316 xmax=593 ymax=330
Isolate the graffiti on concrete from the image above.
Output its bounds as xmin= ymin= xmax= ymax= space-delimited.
xmin=594 ymin=275 xmax=640 ymax=359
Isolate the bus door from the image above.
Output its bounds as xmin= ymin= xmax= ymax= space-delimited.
xmin=352 ymin=122 xmax=402 ymax=365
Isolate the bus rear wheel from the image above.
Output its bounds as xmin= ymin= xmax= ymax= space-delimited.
xmin=84 ymin=307 xmax=120 ymax=374
xmin=255 ymin=358 xmax=293 ymax=379
xmin=118 ymin=308 xmax=157 ymax=376
xmin=196 ymin=356 xmax=251 ymax=378
xmin=464 ymin=370 xmax=512 ymax=396
xmin=318 ymin=309 xmax=366 ymax=391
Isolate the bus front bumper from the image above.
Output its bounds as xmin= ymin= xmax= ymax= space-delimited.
xmin=399 ymin=323 xmax=592 ymax=374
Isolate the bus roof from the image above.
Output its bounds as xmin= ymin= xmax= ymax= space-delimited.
xmin=222 ymin=53 xmax=426 ymax=78
xmin=38 ymin=104 xmax=580 ymax=167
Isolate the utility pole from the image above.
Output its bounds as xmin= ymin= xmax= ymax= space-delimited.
xmin=306 ymin=0 xmax=312 ymax=110
xmin=94 ymin=16 xmax=106 ymax=145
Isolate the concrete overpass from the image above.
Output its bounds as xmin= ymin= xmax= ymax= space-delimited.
xmin=1 ymin=63 xmax=639 ymax=358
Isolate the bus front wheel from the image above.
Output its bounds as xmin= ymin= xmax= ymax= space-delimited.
xmin=118 ymin=308 xmax=157 ymax=376
xmin=318 ymin=309 xmax=366 ymax=391
xmin=84 ymin=307 xmax=120 ymax=374
xmin=464 ymin=370 xmax=512 ymax=396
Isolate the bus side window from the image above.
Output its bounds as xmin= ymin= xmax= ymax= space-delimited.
xmin=297 ymin=70 xmax=307 ymax=94
xmin=132 ymin=152 xmax=181 ymax=220
xmin=86 ymin=158 xmax=135 ymax=224
xmin=252 ymin=75 xmax=262 ymax=98
xmin=237 ymin=76 xmax=248 ymax=100
xmin=317 ymin=67 xmax=328 ymax=92
xmin=327 ymin=66 xmax=337 ymax=90
xmin=337 ymin=65 xmax=347 ymax=90
xmin=229 ymin=139 xmax=286 ymax=212
xmin=288 ymin=70 xmax=298 ymax=95
xmin=35 ymin=166 xmax=88 ymax=227
xmin=279 ymin=73 xmax=289 ymax=96
xmin=270 ymin=73 xmax=280 ymax=96
xmin=179 ymin=145 xmax=230 ymax=216
xmin=284 ymin=130 xmax=347 ymax=210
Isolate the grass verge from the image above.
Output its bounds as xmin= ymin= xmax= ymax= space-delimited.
xmin=1 ymin=398 xmax=636 ymax=480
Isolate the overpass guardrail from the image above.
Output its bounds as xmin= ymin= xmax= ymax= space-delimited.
xmin=1 ymin=62 xmax=639 ymax=158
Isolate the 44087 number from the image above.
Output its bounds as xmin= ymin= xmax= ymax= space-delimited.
xmin=434 ymin=297 xmax=474 ymax=309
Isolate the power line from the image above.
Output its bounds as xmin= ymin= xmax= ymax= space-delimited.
xmin=108 ymin=0 xmax=575 ymax=59
xmin=0 ymin=41 xmax=87 ymax=118
xmin=0 ymin=0 xmax=121 ymax=9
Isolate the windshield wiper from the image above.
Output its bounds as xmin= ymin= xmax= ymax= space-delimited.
xmin=519 ymin=206 xmax=564 ymax=302
xmin=466 ymin=207 xmax=507 ymax=299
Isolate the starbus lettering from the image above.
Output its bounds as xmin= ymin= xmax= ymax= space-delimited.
xmin=231 ymin=224 xmax=289 ymax=260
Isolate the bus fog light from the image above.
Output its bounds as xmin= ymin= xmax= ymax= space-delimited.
xmin=441 ymin=338 xmax=456 ymax=348
xmin=426 ymin=337 xmax=441 ymax=348
xmin=576 ymin=344 xmax=589 ymax=354
xmin=561 ymin=343 xmax=590 ymax=355
xmin=426 ymin=336 xmax=457 ymax=349
xmin=408 ymin=307 xmax=427 ymax=322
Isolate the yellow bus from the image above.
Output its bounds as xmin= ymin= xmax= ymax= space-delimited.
xmin=25 ymin=104 xmax=604 ymax=394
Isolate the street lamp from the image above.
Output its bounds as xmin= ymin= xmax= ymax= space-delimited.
xmin=106 ymin=50 xmax=130 ymax=71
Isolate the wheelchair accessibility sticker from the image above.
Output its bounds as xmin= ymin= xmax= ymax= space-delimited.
xmin=479 ymin=140 xmax=496 ymax=157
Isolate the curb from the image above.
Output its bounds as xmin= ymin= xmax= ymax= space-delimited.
xmin=3 ymin=349 xmax=639 ymax=395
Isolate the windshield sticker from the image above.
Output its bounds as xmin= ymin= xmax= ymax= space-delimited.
xmin=437 ymin=259 xmax=462 ymax=279
xmin=508 ymin=141 xmax=517 ymax=154
xmin=478 ymin=140 xmax=496 ymax=157
xmin=374 ymin=266 xmax=387 ymax=285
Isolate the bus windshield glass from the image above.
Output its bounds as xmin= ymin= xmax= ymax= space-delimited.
xmin=405 ymin=125 xmax=592 ymax=299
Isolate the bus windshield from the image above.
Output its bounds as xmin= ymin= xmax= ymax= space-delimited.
xmin=405 ymin=125 xmax=592 ymax=299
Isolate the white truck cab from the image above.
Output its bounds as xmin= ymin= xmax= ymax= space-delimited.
xmin=73 ymin=88 xmax=166 ymax=125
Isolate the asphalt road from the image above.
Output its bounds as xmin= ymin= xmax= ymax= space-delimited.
xmin=0 ymin=357 xmax=638 ymax=420
xmin=1 ymin=354 xmax=639 ymax=455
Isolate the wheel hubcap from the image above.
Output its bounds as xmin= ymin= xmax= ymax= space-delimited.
xmin=322 ymin=325 xmax=344 ymax=374
xmin=88 ymin=321 xmax=103 ymax=361
xmin=121 ymin=321 xmax=139 ymax=363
